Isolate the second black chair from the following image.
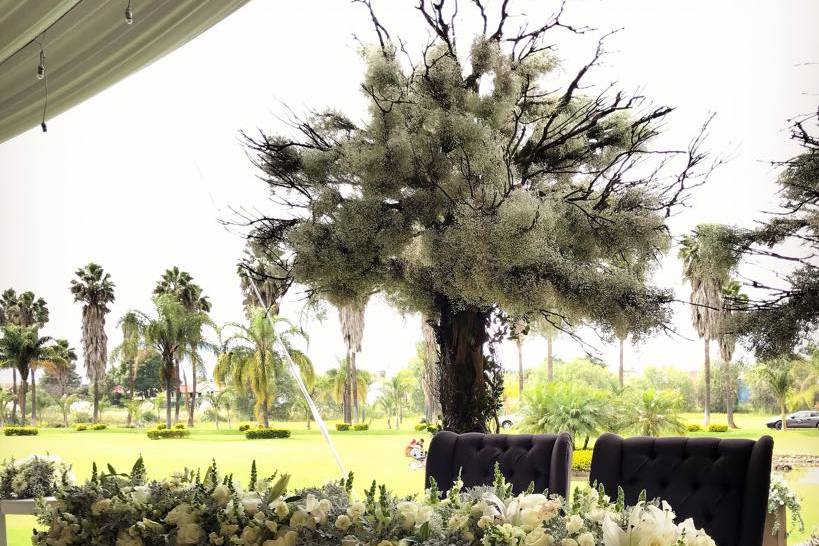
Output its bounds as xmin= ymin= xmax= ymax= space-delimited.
xmin=589 ymin=433 xmax=774 ymax=546
xmin=425 ymin=431 xmax=573 ymax=498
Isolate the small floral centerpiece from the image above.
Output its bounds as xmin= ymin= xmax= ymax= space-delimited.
xmin=768 ymin=473 xmax=804 ymax=536
xmin=0 ymin=454 xmax=73 ymax=500
xmin=33 ymin=457 xmax=717 ymax=546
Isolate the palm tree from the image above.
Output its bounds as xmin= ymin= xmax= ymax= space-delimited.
xmin=521 ymin=382 xmax=610 ymax=449
xmin=111 ymin=312 xmax=151 ymax=426
xmin=327 ymin=361 xmax=372 ymax=414
xmin=56 ymin=394 xmax=78 ymax=427
xmin=136 ymin=295 xmax=206 ymax=429
xmin=338 ymin=298 xmax=367 ymax=423
xmin=213 ymin=309 xmax=313 ymax=428
xmin=382 ymin=374 xmax=408 ymax=428
xmin=153 ymin=267 xmax=211 ymax=426
xmin=377 ymin=392 xmax=397 ymax=429
xmin=29 ymin=339 xmax=72 ymax=424
xmin=718 ymin=279 xmax=747 ymax=429
xmin=755 ymin=359 xmax=795 ymax=430
xmin=237 ymin=237 xmax=291 ymax=318
xmin=0 ymin=324 xmax=57 ymax=425
xmin=626 ymin=389 xmax=686 ymax=437
xmin=203 ymin=388 xmax=234 ymax=430
xmin=0 ymin=289 xmax=49 ymax=423
xmin=70 ymin=263 xmax=115 ymax=423
xmin=679 ymin=231 xmax=726 ymax=427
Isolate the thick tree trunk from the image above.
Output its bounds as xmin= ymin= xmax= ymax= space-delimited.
xmin=18 ymin=375 xmax=27 ymax=426
xmin=703 ymin=338 xmax=711 ymax=427
xmin=436 ymin=298 xmax=494 ymax=433
xmin=30 ymin=370 xmax=37 ymax=425
xmin=618 ymin=337 xmax=625 ymax=389
xmin=165 ymin=381 xmax=172 ymax=430
xmin=546 ymin=335 xmax=553 ymax=381
xmin=351 ymin=352 xmax=359 ymax=424
xmin=724 ymin=360 xmax=737 ymax=428
xmin=174 ymin=361 xmax=181 ymax=424
xmin=93 ymin=379 xmax=100 ymax=423
xmin=516 ymin=337 xmax=524 ymax=399
xmin=262 ymin=396 xmax=270 ymax=428
xmin=343 ymin=355 xmax=352 ymax=424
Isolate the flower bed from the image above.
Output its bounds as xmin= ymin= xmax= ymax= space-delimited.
xmin=572 ymin=450 xmax=593 ymax=472
xmin=0 ymin=455 xmax=73 ymax=500
xmin=31 ymin=458 xmax=716 ymax=546
xmin=245 ymin=428 xmax=291 ymax=439
xmin=3 ymin=426 xmax=38 ymax=436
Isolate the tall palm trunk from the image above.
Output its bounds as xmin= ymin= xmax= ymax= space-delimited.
xmin=351 ymin=352 xmax=359 ymax=424
xmin=262 ymin=394 xmax=270 ymax=428
xmin=703 ymin=338 xmax=711 ymax=427
xmin=546 ymin=335 xmax=553 ymax=381
xmin=187 ymin=361 xmax=196 ymax=427
xmin=165 ymin=378 xmax=173 ymax=430
xmin=780 ymin=401 xmax=788 ymax=431
xmin=618 ymin=337 xmax=625 ymax=389
xmin=11 ymin=368 xmax=18 ymax=423
xmin=174 ymin=360 xmax=181 ymax=424
xmin=17 ymin=375 xmax=27 ymax=426
xmin=126 ymin=364 xmax=136 ymax=427
xmin=516 ymin=336 xmax=524 ymax=399
xmin=93 ymin=380 xmax=100 ymax=423
xmin=724 ymin=360 xmax=737 ymax=428
xmin=30 ymin=370 xmax=37 ymax=425
xmin=343 ymin=356 xmax=352 ymax=424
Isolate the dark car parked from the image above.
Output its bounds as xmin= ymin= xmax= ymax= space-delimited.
xmin=766 ymin=410 xmax=819 ymax=429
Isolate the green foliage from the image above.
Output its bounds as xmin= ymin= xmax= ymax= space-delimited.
xmin=74 ymin=424 xmax=88 ymax=431
xmin=155 ymin=423 xmax=167 ymax=430
xmin=633 ymin=366 xmax=697 ymax=411
xmin=335 ymin=423 xmax=351 ymax=431
xmin=173 ymin=423 xmax=186 ymax=430
xmin=686 ymin=423 xmax=702 ymax=432
xmin=623 ymin=389 xmax=686 ymax=437
xmin=707 ymin=424 xmax=728 ymax=432
xmin=521 ymin=381 xmax=611 ymax=446
xmin=549 ymin=358 xmax=618 ymax=392
xmin=146 ymin=428 xmax=190 ymax=440
xmin=352 ymin=423 xmax=369 ymax=431
xmin=238 ymin=423 xmax=252 ymax=432
xmin=414 ymin=422 xmax=441 ymax=433
xmin=3 ymin=426 xmax=38 ymax=436
xmin=244 ymin=428 xmax=290 ymax=439
xmin=572 ymin=450 xmax=593 ymax=472
xmin=91 ymin=423 xmax=107 ymax=430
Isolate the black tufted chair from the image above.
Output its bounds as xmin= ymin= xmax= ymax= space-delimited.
xmin=425 ymin=431 xmax=572 ymax=498
xmin=589 ymin=433 xmax=773 ymax=546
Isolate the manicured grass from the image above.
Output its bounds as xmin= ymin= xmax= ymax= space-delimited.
xmin=1 ymin=413 xmax=816 ymax=545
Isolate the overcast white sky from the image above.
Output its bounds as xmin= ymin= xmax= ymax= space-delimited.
xmin=1 ymin=0 xmax=818 ymax=388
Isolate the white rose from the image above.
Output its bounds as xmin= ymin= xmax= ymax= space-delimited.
xmin=270 ymin=499 xmax=289 ymax=518
xmin=396 ymin=501 xmax=418 ymax=530
xmin=347 ymin=500 xmax=365 ymax=520
xmin=524 ymin=527 xmax=554 ymax=546
xmin=115 ymin=530 xmax=143 ymax=546
xmin=177 ymin=523 xmax=203 ymax=544
xmin=521 ymin=508 xmax=543 ymax=529
xmin=335 ymin=514 xmax=353 ymax=531
xmin=166 ymin=504 xmax=197 ymax=526
xmin=577 ymin=532 xmax=595 ymax=546
xmin=566 ymin=514 xmax=584 ymax=534
xmin=212 ymin=485 xmax=231 ymax=505
xmin=242 ymin=495 xmax=262 ymax=516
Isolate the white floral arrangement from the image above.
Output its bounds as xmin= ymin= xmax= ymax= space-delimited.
xmin=0 ymin=454 xmax=74 ymax=500
xmin=768 ymin=473 xmax=804 ymax=535
xmin=33 ymin=458 xmax=717 ymax=546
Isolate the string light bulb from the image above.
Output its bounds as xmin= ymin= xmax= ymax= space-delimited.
xmin=41 ymin=121 xmax=47 ymax=132
xmin=37 ymin=50 xmax=45 ymax=80
xmin=125 ymin=1 xmax=134 ymax=24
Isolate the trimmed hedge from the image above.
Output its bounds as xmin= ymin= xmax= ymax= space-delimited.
xmin=173 ymin=423 xmax=186 ymax=430
xmin=147 ymin=428 xmax=190 ymax=440
xmin=352 ymin=424 xmax=369 ymax=431
xmin=155 ymin=423 xmax=167 ymax=430
xmin=335 ymin=423 xmax=351 ymax=431
xmin=3 ymin=426 xmax=39 ymax=436
xmin=686 ymin=423 xmax=702 ymax=432
xmin=75 ymin=424 xmax=88 ymax=431
xmin=572 ymin=449 xmax=593 ymax=472
xmin=91 ymin=423 xmax=107 ymax=430
xmin=238 ymin=424 xmax=252 ymax=432
xmin=707 ymin=424 xmax=728 ymax=432
xmin=245 ymin=428 xmax=290 ymax=440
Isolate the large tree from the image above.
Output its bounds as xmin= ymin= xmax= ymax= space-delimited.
xmin=718 ymin=279 xmax=746 ymax=428
xmin=244 ymin=0 xmax=713 ymax=431
xmin=0 ymin=289 xmax=49 ymax=423
xmin=237 ymin=235 xmax=292 ymax=318
xmin=70 ymin=263 xmax=115 ymax=423
xmin=0 ymin=324 xmax=57 ymax=425
xmin=214 ymin=309 xmax=313 ymax=428
xmin=679 ymin=226 xmax=737 ymax=427
xmin=153 ymin=267 xmax=211 ymax=426
xmin=111 ymin=312 xmax=151 ymax=426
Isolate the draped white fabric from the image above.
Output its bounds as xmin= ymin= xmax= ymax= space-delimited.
xmin=0 ymin=0 xmax=249 ymax=143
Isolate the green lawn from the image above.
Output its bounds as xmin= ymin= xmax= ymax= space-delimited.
xmin=1 ymin=413 xmax=816 ymax=545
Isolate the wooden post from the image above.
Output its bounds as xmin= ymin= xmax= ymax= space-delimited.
xmin=763 ymin=505 xmax=787 ymax=546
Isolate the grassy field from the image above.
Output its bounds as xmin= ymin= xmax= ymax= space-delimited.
xmin=1 ymin=413 xmax=816 ymax=545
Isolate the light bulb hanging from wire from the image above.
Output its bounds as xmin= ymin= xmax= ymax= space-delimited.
xmin=125 ymin=0 xmax=134 ymax=25
xmin=37 ymin=49 xmax=45 ymax=80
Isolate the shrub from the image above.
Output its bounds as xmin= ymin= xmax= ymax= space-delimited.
xmin=51 ymin=423 xmax=64 ymax=428
xmin=75 ymin=424 xmax=88 ymax=431
xmin=414 ymin=422 xmax=440 ymax=433
xmin=173 ymin=423 xmax=186 ymax=430
xmin=91 ymin=423 xmax=107 ymax=431
xmin=238 ymin=424 xmax=252 ymax=432
xmin=352 ymin=423 xmax=369 ymax=431
xmin=3 ymin=426 xmax=39 ymax=436
xmin=141 ymin=411 xmax=157 ymax=423
xmin=71 ymin=411 xmax=92 ymax=424
xmin=686 ymin=423 xmax=702 ymax=432
xmin=147 ymin=428 xmax=190 ymax=440
xmin=335 ymin=423 xmax=351 ymax=431
xmin=414 ymin=423 xmax=428 ymax=431
xmin=707 ymin=424 xmax=728 ymax=433
xmin=155 ymin=423 xmax=167 ymax=430
xmin=245 ymin=428 xmax=290 ymax=440
xmin=572 ymin=449 xmax=593 ymax=472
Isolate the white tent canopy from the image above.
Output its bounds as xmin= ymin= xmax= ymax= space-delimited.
xmin=0 ymin=0 xmax=249 ymax=144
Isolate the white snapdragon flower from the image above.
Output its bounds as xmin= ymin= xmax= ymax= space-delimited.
xmin=336 ymin=514 xmax=353 ymax=531
xmin=212 ymin=485 xmax=231 ymax=505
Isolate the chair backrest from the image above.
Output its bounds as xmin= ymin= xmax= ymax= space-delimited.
xmin=425 ymin=431 xmax=572 ymax=498
xmin=589 ymin=433 xmax=773 ymax=546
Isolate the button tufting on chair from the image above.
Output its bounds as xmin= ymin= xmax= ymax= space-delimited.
xmin=589 ymin=433 xmax=773 ymax=546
